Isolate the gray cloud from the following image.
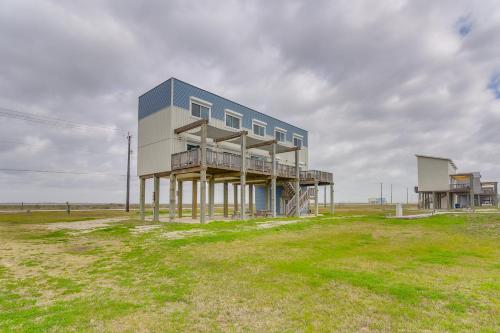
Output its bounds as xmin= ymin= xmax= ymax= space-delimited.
xmin=1 ymin=0 xmax=499 ymax=203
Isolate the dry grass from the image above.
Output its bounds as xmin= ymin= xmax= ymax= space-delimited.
xmin=0 ymin=207 xmax=498 ymax=332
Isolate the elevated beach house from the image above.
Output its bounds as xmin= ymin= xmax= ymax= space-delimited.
xmin=137 ymin=78 xmax=334 ymax=223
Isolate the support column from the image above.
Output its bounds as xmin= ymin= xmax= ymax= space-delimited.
xmin=324 ymin=185 xmax=327 ymax=208
xmin=271 ymin=143 xmax=277 ymax=218
xmin=139 ymin=178 xmax=145 ymax=221
xmin=249 ymin=184 xmax=254 ymax=216
xmin=233 ymin=184 xmax=238 ymax=215
xmin=169 ymin=173 xmax=176 ymax=222
xmin=223 ymin=181 xmax=229 ymax=217
xmin=265 ymin=181 xmax=270 ymax=210
xmin=330 ymin=183 xmax=335 ymax=214
xmin=177 ymin=180 xmax=183 ymax=218
xmin=209 ymin=176 xmax=215 ymax=219
xmin=240 ymin=134 xmax=247 ymax=220
xmin=200 ymin=123 xmax=207 ymax=224
xmin=469 ymin=176 xmax=475 ymax=211
xmin=294 ymin=149 xmax=300 ymax=217
xmin=192 ymin=180 xmax=198 ymax=219
xmin=314 ymin=181 xmax=319 ymax=216
xmin=153 ymin=176 xmax=160 ymax=222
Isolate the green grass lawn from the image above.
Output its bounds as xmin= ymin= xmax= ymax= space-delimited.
xmin=0 ymin=207 xmax=498 ymax=332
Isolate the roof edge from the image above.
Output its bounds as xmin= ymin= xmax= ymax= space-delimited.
xmin=415 ymin=154 xmax=457 ymax=169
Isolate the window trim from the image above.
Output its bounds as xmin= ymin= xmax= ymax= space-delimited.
xmin=293 ymin=134 xmax=303 ymax=147
xmin=224 ymin=109 xmax=242 ymax=130
xmin=274 ymin=127 xmax=287 ymax=143
xmin=189 ymin=97 xmax=212 ymax=121
xmin=252 ymin=119 xmax=267 ymax=137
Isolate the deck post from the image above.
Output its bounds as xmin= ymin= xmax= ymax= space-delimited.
xmin=200 ymin=123 xmax=207 ymax=224
xmin=139 ymin=177 xmax=145 ymax=221
xmin=469 ymin=176 xmax=475 ymax=212
xmin=324 ymin=185 xmax=327 ymax=208
xmin=249 ymin=184 xmax=254 ymax=216
xmin=209 ymin=175 xmax=215 ymax=219
xmin=240 ymin=134 xmax=247 ymax=220
xmin=314 ymin=181 xmax=319 ymax=216
xmin=153 ymin=176 xmax=160 ymax=222
xmin=169 ymin=173 xmax=176 ymax=222
xmin=223 ymin=181 xmax=229 ymax=217
xmin=265 ymin=181 xmax=270 ymax=210
xmin=192 ymin=180 xmax=198 ymax=218
xmin=330 ymin=183 xmax=335 ymax=214
xmin=233 ymin=184 xmax=238 ymax=215
xmin=271 ymin=143 xmax=277 ymax=218
xmin=294 ymin=149 xmax=300 ymax=217
xmin=177 ymin=180 xmax=183 ymax=218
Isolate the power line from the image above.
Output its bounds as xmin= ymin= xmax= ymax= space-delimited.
xmin=0 ymin=139 xmax=135 ymax=156
xmin=0 ymin=168 xmax=135 ymax=177
xmin=0 ymin=107 xmax=134 ymax=135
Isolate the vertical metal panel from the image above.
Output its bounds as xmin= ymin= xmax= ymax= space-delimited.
xmin=138 ymin=79 xmax=171 ymax=120
xmin=255 ymin=185 xmax=283 ymax=212
xmin=172 ymin=78 xmax=308 ymax=147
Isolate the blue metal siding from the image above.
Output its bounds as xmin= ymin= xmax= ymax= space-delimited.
xmin=255 ymin=185 xmax=284 ymax=213
xmin=276 ymin=186 xmax=283 ymax=213
xmin=172 ymin=79 xmax=308 ymax=146
xmin=138 ymin=79 xmax=171 ymax=120
xmin=255 ymin=185 xmax=266 ymax=211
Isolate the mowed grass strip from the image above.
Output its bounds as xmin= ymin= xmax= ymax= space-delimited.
xmin=0 ymin=208 xmax=498 ymax=331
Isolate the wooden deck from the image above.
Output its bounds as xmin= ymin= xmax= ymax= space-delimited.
xmin=171 ymin=148 xmax=333 ymax=184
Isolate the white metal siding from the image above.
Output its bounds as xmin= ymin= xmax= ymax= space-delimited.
xmin=417 ymin=157 xmax=454 ymax=192
xmin=137 ymin=107 xmax=172 ymax=176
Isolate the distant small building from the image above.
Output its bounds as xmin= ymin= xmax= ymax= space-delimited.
xmin=415 ymin=155 xmax=497 ymax=209
xmin=368 ymin=197 xmax=386 ymax=204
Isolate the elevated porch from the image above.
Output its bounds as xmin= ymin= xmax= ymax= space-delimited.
xmin=171 ymin=148 xmax=333 ymax=185
xmin=138 ymin=119 xmax=334 ymax=223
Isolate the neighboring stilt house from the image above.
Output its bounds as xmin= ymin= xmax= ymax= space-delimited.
xmin=137 ymin=78 xmax=334 ymax=223
xmin=415 ymin=155 xmax=497 ymax=209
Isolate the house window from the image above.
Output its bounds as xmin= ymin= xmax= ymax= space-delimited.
xmin=225 ymin=111 xmax=241 ymax=129
xmin=252 ymin=121 xmax=266 ymax=137
xmin=191 ymin=102 xmax=210 ymax=120
xmin=275 ymin=129 xmax=286 ymax=142
xmin=293 ymin=136 xmax=303 ymax=147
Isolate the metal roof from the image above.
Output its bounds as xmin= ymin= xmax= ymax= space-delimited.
xmin=415 ymin=154 xmax=457 ymax=169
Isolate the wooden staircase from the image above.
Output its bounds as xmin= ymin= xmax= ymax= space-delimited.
xmin=284 ymin=182 xmax=315 ymax=216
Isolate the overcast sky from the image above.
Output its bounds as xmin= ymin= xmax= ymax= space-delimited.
xmin=1 ymin=0 xmax=499 ymax=204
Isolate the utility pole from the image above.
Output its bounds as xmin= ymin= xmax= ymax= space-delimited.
xmin=125 ymin=133 xmax=131 ymax=212
xmin=380 ymin=182 xmax=383 ymax=206
xmin=406 ymin=187 xmax=409 ymax=205
xmin=390 ymin=184 xmax=393 ymax=204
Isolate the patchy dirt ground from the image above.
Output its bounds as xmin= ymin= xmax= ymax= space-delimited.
xmin=38 ymin=217 xmax=130 ymax=234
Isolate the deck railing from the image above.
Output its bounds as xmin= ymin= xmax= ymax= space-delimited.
xmin=247 ymin=158 xmax=272 ymax=174
xmin=300 ymin=170 xmax=333 ymax=183
xmin=171 ymin=149 xmax=332 ymax=183
xmin=450 ymin=183 xmax=470 ymax=191
xmin=171 ymin=149 xmax=200 ymax=170
xmin=276 ymin=164 xmax=297 ymax=178
xmin=206 ymin=149 xmax=241 ymax=169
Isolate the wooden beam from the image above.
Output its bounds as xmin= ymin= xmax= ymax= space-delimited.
xmin=246 ymin=139 xmax=277 ymax=150
xmin=174 ymin=119 xmax=208 ymax=134
xmin=278 ymin=146 xmax=301 ymax=154
xmin=214 ymin=130 xmax=248 ymax=143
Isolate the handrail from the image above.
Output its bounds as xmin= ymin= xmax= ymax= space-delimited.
xmin=300 ymin=170 xmax=333 ymax=183
xmin=285 ymin=188 xmax=310 ymax=216
xmin=171 ymin=149 xmax=332 ymax=183
xmin=450 ymin=183 xmax=470 ymax=190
